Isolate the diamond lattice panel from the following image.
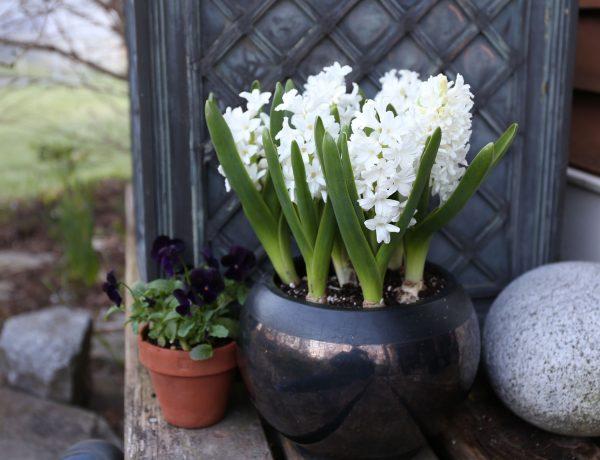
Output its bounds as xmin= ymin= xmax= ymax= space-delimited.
xmin=199 ymin=0 xmax=526 ymax=298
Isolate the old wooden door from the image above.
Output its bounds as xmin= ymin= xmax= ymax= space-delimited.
xmin=126 ymin=0 xmax=577 ymax=313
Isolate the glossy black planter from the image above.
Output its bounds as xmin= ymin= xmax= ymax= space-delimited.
xmin=238 ymin=264 xmax=480 ymax=459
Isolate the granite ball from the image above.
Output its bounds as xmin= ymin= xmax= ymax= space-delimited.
xmin=483 ymin=261 xmax=600 ymax=436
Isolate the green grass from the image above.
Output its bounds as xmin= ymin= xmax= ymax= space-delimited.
xmin=0 ymin=77 xmax=131 ymax=201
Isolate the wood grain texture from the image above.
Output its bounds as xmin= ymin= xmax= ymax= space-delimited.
xmin=570 ymin=91 xmax=600 ymax=175
xmin=123 ymin=186 xmax=272 ymax=460
xmin=574 ymin=13 xmax=600 ymax=93
xmin=277 ymin=434 xmax=439 ymax=460
xmin=424 ymin=377 xmax=600 ymax=460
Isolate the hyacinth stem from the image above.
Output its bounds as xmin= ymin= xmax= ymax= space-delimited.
xmin=306 ymin=201 xmax=336 ymax=302
xmin=402 ymin=234 xmax=431 ymax=295
xmin=387 ymin=241 xmax=404 ymax=270
xmin=331 ymin=237 xmax=356 ymax=286
xmin=270 ymin=248 xmax=300 ymax=287
xmin=322 ymin=132 xmax=384 ymax=307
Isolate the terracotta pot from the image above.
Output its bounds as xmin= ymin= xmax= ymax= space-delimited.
xmin=138 ymin=331 xmax=237 ymax=428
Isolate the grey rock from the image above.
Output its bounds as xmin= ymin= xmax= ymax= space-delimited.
xmin=483 ymin=261 xmax=600 ymax=436
xmin=0 ymin=386 xmax=120 ymax=460
xmin=0 ymin=306 xmax=92 ymax=404
xmin=91 ymin=309 xmax=125 ymax=363
xmin=0 ymin=250 xmax=54 ymax=274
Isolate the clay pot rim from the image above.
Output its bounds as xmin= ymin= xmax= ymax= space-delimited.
xmin=138 ymin=326 xmax=237 ymax=377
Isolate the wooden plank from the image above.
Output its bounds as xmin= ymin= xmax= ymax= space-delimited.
xmin=574 ymin=14 xmax=600 ymax=93
xmin=580 ymin=0 xmax=600 ymax=9
xmin=277 ymin=434 xmax=439 ymax=460
xmin=123 ymin=186 xmax=273 ymax=460
xmin=570 ymin=90 xmax=600 ymax=175
xmin=423 ymin=377 xmax=600 ymax=460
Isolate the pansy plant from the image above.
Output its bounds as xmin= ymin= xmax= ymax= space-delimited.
xmin=104 ymin=238 xmax=254 ymax=360
xmin=206 ymin=63 xmax=517 ymax=307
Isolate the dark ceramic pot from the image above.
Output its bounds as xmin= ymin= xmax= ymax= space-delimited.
xmin=238 ymin=263 xmax=480 ymax=459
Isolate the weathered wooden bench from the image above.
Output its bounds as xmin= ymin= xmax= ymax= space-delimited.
xmin=123 ymin=189 xmax=600 ymax=459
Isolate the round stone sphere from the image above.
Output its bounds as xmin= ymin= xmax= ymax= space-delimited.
xmin=483 ymin=261 xmax=600 ymax=436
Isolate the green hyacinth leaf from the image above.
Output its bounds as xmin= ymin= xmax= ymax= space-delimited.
xmin=375 ymin=128 xmax=441 ymax=273
xmin=263 ymin=128 xmax=314 ymax=261
xmin=491 ymin=123 xmax=518 ymax=170
xmin=285 ymin=78 xmax=295 ymax=93
xmin=338 ymin=131 xmax=373 ymax=249
xmin=291 ymin=141 xmax=318 ymax=242
xmin=412 ymin=141 xmax=495 ymax=238
xmin=205 ymin=98 xmax=278 ymax=242
xmin=322 ymin=133 xmax=382 ymax=303
xmin=314 ymin=116 xmax=325 ymax=168
xmin=270 ymin=82 xmax=285 ymax=141
xmin=262 ymin=172 xmax=281 ymax=216
xmin=311 ymin=200 xmax=337 ymax=298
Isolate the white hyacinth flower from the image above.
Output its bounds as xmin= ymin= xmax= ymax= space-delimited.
xmin=348 ymin=98 xmax=420 ymax=244
xmin=275 ymin=62 xmax=361 ymax=202
xmin=218 ymin=90 xmax=272 ymax=191
xmin=374 ymin=69 xmax=421 ymax=114
xmin=364 ymin=214 xmax=400 ymax=244
xmin=219 ymin=65 xmax=473 ymax=246
xmin=412 ymin=74 xmax=473 ymax=202
xmin=375 ymin=71 xmax=474 ymax=203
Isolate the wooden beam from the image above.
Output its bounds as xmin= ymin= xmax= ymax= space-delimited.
xmin=424 ymin=377 xmax=600 ymax=459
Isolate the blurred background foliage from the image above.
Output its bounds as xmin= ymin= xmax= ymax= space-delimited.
xmin=0 ymin=0 xmax=129 ymax=202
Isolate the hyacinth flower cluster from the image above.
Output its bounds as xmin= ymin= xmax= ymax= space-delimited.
xmin=103 ymin=236 xmax=255 ymax=359
xmin=206 ymin=63 xmax=517 ymax=307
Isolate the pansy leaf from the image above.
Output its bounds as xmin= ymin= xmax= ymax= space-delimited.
xmin=209 ymin=324 xmax=229 ymax=338
xmin=214 ymin=317 xmax=240 ymax=338
xmin=103 ymin=305 xmax=122 ymax=320
xmin=164 ymin=310 xmax=181 ymax=322
xmin=145 ymin=278 xmax=177 ymax=294
xmin=165 ymin=320 xmax=178 ymax=341
xmin=177 ymin=320 xmax=195 ymax=338
xmin=190 ymin=343 xmax=213 ymax=361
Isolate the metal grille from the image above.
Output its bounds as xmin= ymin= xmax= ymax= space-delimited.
xmin=126 ymin=0 xmax=577 ymax=309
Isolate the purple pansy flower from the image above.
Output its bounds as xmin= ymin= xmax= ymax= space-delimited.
xmin=221 ymin=246 xmax=256 ymax=281
xmin=190 ymin=267 xmax=224 ymax=303
xmin=151 ymin=235 xmax=185 ymax=276
xmin=173 ymin=289 xmax=193 ymax=317
xmin=102 ymin=270 xmax=122 ymax=307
